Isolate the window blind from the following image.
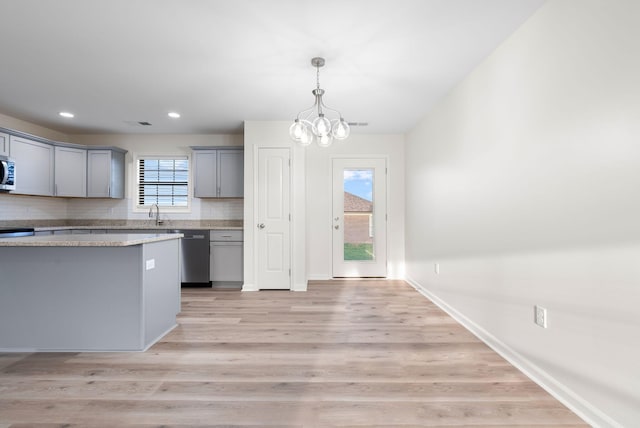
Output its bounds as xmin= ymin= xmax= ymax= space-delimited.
xmin=138 ymin=158 xmax=189 ymax=207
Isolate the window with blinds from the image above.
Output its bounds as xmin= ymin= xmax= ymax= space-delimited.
xmin=137 ymin=158 xmax=189 ymax=207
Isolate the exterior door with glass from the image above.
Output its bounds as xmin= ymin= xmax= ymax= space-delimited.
xmin=332 ymin=158 xmax=387 ymax=277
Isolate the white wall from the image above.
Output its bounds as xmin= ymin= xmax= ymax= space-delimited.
xmin=305 ymin=133 xmax=405 ymax=279
xmin=404 ymin=1 xmax=640 ymax=427
xmin=243 ymin=121 xmax=307 ymax=291
xmin=0 ymin=112 xmax=68 ymax=142
xmin=243 ymin=122 xmax=405 ymax=288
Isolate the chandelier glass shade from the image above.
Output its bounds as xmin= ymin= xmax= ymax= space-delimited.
xmin=289 ymin=57 xmax=350 ymax=147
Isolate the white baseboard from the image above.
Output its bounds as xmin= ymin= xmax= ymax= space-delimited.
xmin=291 ymin=281 xmax=308 ymax=292
xmin=307 ymin=274 xmax=331 ymax=281
xmin=241 ymin=282 xmax=258 ymax=292
xmin=405 ymin=276 xmax=620 ymax=428
xmin=242 ymin=283 xmax=307 ymax=291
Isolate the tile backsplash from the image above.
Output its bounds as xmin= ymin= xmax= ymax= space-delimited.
xmin=0 ymin=193 xmax=243 ymax=222
xmin=0 ymin=193 xmax=69 ymax=220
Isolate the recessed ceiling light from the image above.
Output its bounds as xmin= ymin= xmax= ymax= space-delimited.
xmin=168 ymin=112 xmax=181 ymax=119
xmin=59 ymin=111 xmax=74 ymax=118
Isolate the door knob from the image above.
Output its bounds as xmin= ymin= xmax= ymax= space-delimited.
xmin=258 ymin=223 xmax=265 ymax=229
xmin=334 ymin=225 xmax=339 ymax=230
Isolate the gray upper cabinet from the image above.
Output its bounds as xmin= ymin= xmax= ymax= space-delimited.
xmin=193 ymin=150 xmax=218 ymax=198
xmin=218 ymin=150 xmax=244 ymax=198
xmin=54 ymin=146 xmax=87 ymax=197
xmin=0 ymin=132 xmax=8 ymax=156
xmin=193 ymin=148 xmax=243 ymax=198
xmin=87 ymin=149 xmax=125 ymax=198
xmin=1 ymin=127 xmax=126 ymax=199
xmin=9 ymin=136 xmax=54 ymax=196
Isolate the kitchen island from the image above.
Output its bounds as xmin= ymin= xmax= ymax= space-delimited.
xmin=0 ymin=233 xmax=182 ymax=352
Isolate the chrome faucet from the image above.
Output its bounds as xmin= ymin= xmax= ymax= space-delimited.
xmin=149 ymin=203 xmax=162 ymax=226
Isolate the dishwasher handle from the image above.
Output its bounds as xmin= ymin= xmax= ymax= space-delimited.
xmin=183 ymin=234 xmax=206 ymax=239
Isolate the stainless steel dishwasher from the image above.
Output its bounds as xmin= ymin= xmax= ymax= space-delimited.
xmin=172 ymin=229 xmax=210 ymax=284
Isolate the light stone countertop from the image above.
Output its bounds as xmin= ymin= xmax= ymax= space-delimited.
xmin=0 ymin=233 xmax=183 ymax=247
xmin=32 ymin=225 xmax=242 ymax=232
xmin=0 ymin=220 xmax=243 ymax=231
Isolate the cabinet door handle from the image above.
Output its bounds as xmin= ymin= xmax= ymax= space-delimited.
xmin=257 ymin=223 xmax=265 ymax=229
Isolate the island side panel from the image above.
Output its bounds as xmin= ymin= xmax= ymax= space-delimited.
xmin=141 ymin=238 xmax=181 ymax=349
xmin=0 ymin=246 xmax=143 ymax=351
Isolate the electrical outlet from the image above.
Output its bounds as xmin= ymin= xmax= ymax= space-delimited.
xmin=534 ymin=305 xmax=548 ymax=328
xmin=434 ymin=263 xmax=440 ymax=274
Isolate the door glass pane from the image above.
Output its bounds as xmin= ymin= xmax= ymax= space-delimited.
xmin=343 ymin=169 xmax=374 ymax=261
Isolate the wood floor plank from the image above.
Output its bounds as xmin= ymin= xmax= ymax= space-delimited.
xmin=0 ymin=280 xmax=588 ymax=427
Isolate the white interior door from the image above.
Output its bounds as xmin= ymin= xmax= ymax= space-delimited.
xmin=256 ymin=148 xmax=291 ymax=289
xmin=332 ymin=158 xmax=387 ymax=278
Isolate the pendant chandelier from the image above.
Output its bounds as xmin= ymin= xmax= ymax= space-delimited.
xmin=289 ymin=57 xmax=350 ymax=147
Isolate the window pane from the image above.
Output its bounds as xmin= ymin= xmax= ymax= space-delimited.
xmin=143 ymin=159 xmax=159 ymax=169
xmin=138 ymin=157 xmax=189 ymax=207
xmin=173 ymin=196 xmax=188 ymax=206
xmin=174 ymin=186 xmax=188 ymax=196
xmin=174 ymin=159 xmax=189 ymax=169
xmin=157 ymin=196 xmax=173 ymax=205
xmin=141 ymin=170 xmax=155 ymax=181
xmin=174 ymin=170 xmax=188 ymax=181
xmin=343 ymin=169 xmax=375 ymax=261
xmin=158 ymin=171 xmax=177 ymax=181
xmin=158 ymin=159 xmax=175 ymax=169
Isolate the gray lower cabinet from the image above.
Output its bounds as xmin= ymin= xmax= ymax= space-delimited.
xmin=210 ymin=230 xmax=243 ymax=283
xmin=0 ymin=238 xmax=180 ymax=351
xmin=9 ymin=136 xmax=54 ymax=196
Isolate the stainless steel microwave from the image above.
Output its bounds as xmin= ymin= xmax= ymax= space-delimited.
xmin=0 ymin=155 xmax=16 ymax=191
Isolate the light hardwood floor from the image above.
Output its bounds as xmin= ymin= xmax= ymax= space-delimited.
xmin=0 ymin=279 xmax=588 ymax=427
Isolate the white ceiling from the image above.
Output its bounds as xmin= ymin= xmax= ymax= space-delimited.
xmin=0 ymin=0 xmax=544 ymax=135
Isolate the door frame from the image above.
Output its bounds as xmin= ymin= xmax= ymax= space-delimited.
xmin=331 ymin=155 xmax=388 ymax=278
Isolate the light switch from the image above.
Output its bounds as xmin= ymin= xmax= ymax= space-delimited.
xmin=145 ymin=259 xmax=155 ymax=270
